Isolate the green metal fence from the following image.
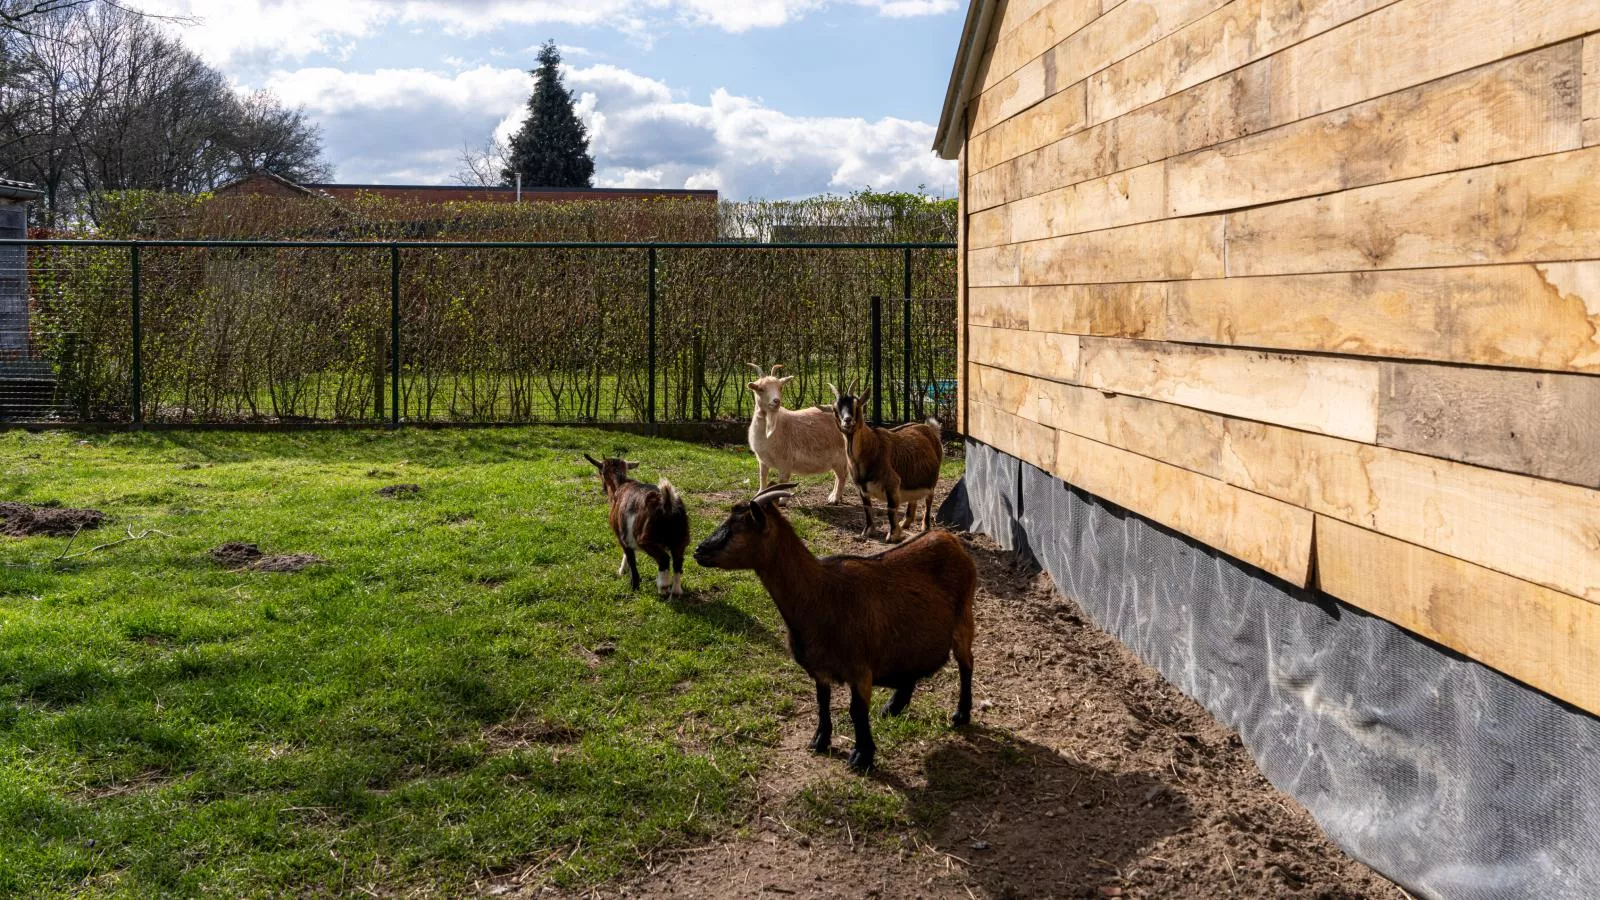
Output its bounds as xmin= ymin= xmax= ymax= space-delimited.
xmin=1 ymin=239 xmax=957 ymax=428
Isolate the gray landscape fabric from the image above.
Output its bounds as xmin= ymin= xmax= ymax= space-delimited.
xmin=941 ymin=441 xmax=1600 ymax=900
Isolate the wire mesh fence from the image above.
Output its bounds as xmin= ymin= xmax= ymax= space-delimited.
xmin=0 ymin=240 xmax=957 ymax=429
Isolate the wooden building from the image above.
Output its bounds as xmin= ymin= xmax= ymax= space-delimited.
xmin=935 ymin=1 xmax=1600 ymax=894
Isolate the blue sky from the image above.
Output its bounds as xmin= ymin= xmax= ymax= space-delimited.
xmin=129 ymin=1 xmax=966 ymax=199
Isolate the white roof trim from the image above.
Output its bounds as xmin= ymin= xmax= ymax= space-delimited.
xmin=932 ymin=0 xmax=1000 ymax=161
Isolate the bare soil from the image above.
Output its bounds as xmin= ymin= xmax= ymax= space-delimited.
xmin=208 ymin=542 xmax=326 ymax=573
xmin=0 ymin=501 xmax=107 ymax=538
xmin=524 ymin=482 xmax=1406 ymax=900
xmin=376 ymin=484 xmax=423 ymax=498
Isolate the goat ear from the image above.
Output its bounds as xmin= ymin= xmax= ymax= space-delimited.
xmin=625 ymin=460 xmax=640 ymax=470
xmin=747 ymin=501 xmax=766 ymax=529
xmin=859 ymin=387 xmax=872 ymax=406
xmin=583 ymin=454 xmax=602 ymax=469
xmin=778 ymin=375 xmax=794 ymax=385
xmin=747 ymin=381 xmax=759 ymax=391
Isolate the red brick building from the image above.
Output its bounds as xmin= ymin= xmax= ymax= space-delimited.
xmin=214 ymin=172 xmax=717 ymax=205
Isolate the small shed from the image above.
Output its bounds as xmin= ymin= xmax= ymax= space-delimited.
xmin=0 ymin=178 xmax=47 ymax=419
xmin=934 ymin=2 xmax=1600 ymax=897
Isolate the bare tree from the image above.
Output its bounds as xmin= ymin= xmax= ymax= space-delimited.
xmin=455 ymin=136 xmax=510 ymax=187
xmin=0 ymin=2 xmax=331 ymax=224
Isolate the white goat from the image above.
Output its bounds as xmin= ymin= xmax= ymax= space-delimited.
xmin=747 ymin=363 xmax=850 ymax=504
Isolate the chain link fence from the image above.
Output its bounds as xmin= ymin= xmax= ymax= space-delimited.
xmin=1 ymin=240 xmax=957 ymax=429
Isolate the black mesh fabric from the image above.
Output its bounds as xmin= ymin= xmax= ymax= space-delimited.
xmin=946 ymin=440 xmax=1600 ymax=900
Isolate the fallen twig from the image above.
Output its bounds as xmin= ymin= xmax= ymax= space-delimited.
xmin=55 ymin=527 xmax=174 ymax=563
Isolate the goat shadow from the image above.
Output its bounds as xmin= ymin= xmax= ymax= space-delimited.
xmin=871 ymin=726 xmax=1192 ymax=898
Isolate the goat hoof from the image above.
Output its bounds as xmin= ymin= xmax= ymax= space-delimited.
xmin=846 ymin=748 xmax=875 ymax=773
xmin=950 ymin=710 xmax=971 ymax=728
xmin=808 ymin=731 xmax=831 ymax=753
xmin=880 ymin=702 xmax=907 ymax=718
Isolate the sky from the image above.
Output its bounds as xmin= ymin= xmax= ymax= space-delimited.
xmin=126 ymin=0 xmax=967 ymax=200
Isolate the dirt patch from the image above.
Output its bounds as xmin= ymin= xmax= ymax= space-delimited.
xmin=524 ymin=480 xmax=1404 ymax=900
xmin=485 ymin=719 xmax=583 ymax=753
xmin=209 ymin=542 xmax=326 ymax=574
xmin=376 ymin=484 xmax=422 ymax=498
xmin=0 ymin=501 xmax=107 ymax=538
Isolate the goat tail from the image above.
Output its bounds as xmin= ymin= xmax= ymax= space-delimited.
xmin=657 ymin=478 xmax=683 ymax=513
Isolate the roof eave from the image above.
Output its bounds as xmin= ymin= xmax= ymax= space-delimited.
xmin=933 ymin=0 xmax=1000 ymax=161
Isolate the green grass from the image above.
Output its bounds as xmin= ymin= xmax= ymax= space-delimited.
xmin=0 ymin=427 xmax=964 ymax=897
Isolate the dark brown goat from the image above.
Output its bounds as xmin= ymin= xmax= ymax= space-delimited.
xmin=831 ymin=386 xmax=944 ymax=542
xmin=585 ymin=454 xmax=690 ymax=598
xmin=694 ymin=484 xmax=976 ymax=772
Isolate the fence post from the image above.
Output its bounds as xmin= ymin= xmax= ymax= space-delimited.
xmin=903 ymin=246 xmax=913 ymax=423
xmin=870 ymin=294 xmax=883 ymax=426
xmin=389 ymin=244 xmax=401 ymax=427
xmin=130 ymin=243 xmax=142 ymax=427
xmin=647 ymin=246 xmax=657 ymax=426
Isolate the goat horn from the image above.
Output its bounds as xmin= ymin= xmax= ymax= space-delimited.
xmin=770 ymin=363 xmax=784 ymax=376
xmin=747 ymin=362 xmax=765 ymax=375
xmin=828 ymin=382 xmax=840 ymax=400
xmin=753 ymin=482 xmax=799 ymax=503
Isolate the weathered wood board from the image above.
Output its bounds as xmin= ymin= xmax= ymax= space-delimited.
xmin=1077 ymin=338 xmax=1381 ymax=442
xmin=1377 ymin=362 xmax=1600 ymax=487
xmin=1165 ymin=263 xmax=1600 ymax=374
xmin=1225 ymin=145 xmax=1600 ymax=277
xmin=1167 ymin=43 xmax=1583 ymax=217
xmin=1053 ymin=428 xmax=1316 ymax=586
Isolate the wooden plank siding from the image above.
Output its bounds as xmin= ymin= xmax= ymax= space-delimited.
xmin=953 ymin=0 xmax=1600 ymax=710
xmin=966 ymin=365 xmax=1600 ymax=605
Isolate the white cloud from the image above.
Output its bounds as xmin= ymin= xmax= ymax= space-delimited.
xmin=262 ymin=62 xmax=954 ymax=199
xmin=129 ymin=0 xmax=954 ymax=65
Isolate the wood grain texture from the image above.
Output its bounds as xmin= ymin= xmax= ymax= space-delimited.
xmin=1011 ymin=216 xmax=1225 ymax=285
xmin=968 ymin=369 xmax=1600 ymax=603
xmin=1043 ymin=0 xmax=1234 ymax=105
xmin=977 ymin=0 xmax=1103 ymax=99
xmin=1225 ymin=145 xmax=1600 ymax=276
xmin=1218 ymin=418 xmax=1600 ymax=603
xmin=1316 ymin=516 xmax=1600 ymax=716
xmin=1077 ymin=338 xmax=1381 ymax=441
xmin=968 ymin=286 xmax=1032 ymax=330
xmin=974 ymin=0 xmax=1229 ymax=140
xmin=972 ymin=81 xmax=1089 ymax=172
xmin=1027 ymin=282 xmax=1168 ymax=338
xmin=1266 ymin=0 xmax=1600 ymax=125
xmin=1586 ymin=35 xmax=1600 ymax=146
xmin=971 ymin=400 xmax=1058 ymax=472
xmin=1164 ymin=262 xmax=1600 ymax=374
xmin=969 ymin=325 xmax=1083 ymax=382
xmin=970 ymin=161 xmax=1166 ymax=249
xmin=1053 ymin=429 xmax=1316 ymax=586
xmin=1377 ymin=362 xmax=1600 ymax=487
xmin=1087 ymin=0 xmax=1395 ymax=125
xmin=1167 ymin=43 xmax=1583 ymax=217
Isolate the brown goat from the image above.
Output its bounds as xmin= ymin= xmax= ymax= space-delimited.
xmin=831 ymin=385 xmax=944 ymax=542
xmin=694 ymin=484 xmax=976 ymax=772
xmin=585 ymin=454 xmax=690 ymax=598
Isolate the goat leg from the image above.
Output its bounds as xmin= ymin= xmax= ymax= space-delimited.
xmin=649 ymin=549 xmax=671 ymax=597
xmin=882 ymin=682 xmax=915 ymax=717
xmin=846 ymin=678 xmax=876 ymax=772
xmin=884 ymin=488 xmax=905 ymax=543
xmin=859 ymin=492 xmax=875 ymax=539
xmin=670 ymin=549 xmax=684 ymax=598
xmin=809 ymin=682 xmax=833 ymax=753
xmin=952 ymin=644 xmax=974 ymax=728
xmin=624 ymin=548 xmax=641 ymax=591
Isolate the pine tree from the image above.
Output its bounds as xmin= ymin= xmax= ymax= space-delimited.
xmin=502 ymin=41 xmax=595 ymax=188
